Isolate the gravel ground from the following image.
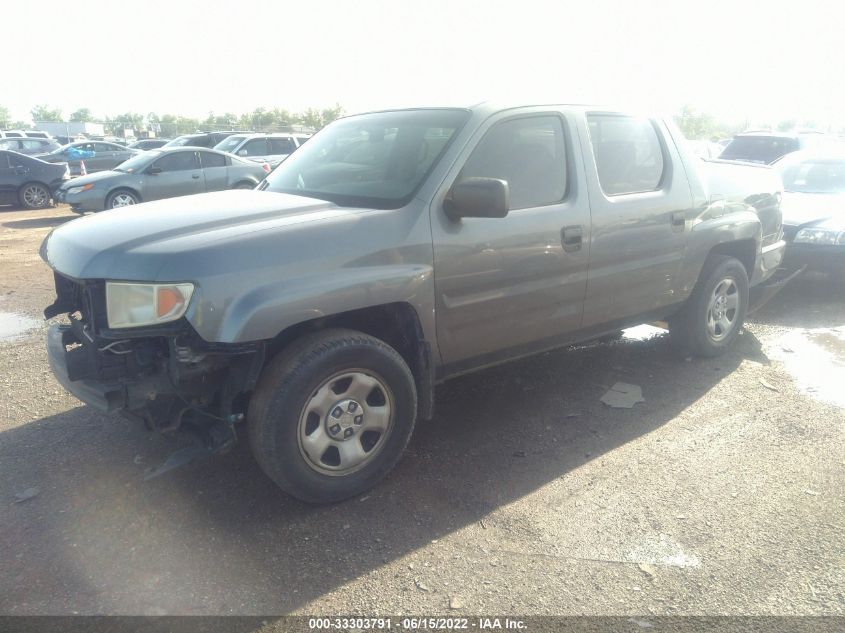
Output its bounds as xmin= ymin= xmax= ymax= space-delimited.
xmin=0 ymin=204 xmax=843 ymax=617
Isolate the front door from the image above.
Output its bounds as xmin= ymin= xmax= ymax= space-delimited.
xmin=144 ymin=150 xmax=204 ymax=201
xmin=431 ymin=111 xmax=591 ymax=371
xmin=578 ymin=113 xmax=692 ymax=326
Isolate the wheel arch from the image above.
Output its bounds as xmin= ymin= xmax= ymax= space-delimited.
xmin=107 ymin=186 xmax=143 ymax=205
xmin=266 ymin=302 xmax=435 ymax=420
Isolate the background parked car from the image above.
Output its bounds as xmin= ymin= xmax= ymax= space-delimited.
xmin=56 ymin=146 xmax=270 ymax=212
xmin=36 ymin=141 xmax=139 ymax=176
xmin=213 ymin=133 xmax=306 ymax=167
xmin=0 ymin=150 xmax=69 ymax=209
xmin=128 ymin=138 xmax=170 ymax=151
xmin=775 ymin=150 xmax=845 ymax=275
xmin=164 ymin=131 xmax=251 ymax=149
xmin=0 ymin=137 xmax=61 ymax=155
xmin=719 ymin=131 xmax=839 ymax=164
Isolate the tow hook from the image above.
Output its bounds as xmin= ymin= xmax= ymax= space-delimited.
xmin=143 ymin=413 xmax=242 ymax=480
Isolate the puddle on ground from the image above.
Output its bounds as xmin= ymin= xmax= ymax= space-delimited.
xmin=0 ymin=312 xmax=41 ymax=342
xmin=768 ymin=326 xmax=845 ymax=408
xmin=622 ymin=324 xmax=667 ymax=341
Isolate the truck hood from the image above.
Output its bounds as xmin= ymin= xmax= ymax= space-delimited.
xmin=41 ymin=190 xmax=349 ymax=280
xmin=781 ymin=191 xmax=845 ymax=229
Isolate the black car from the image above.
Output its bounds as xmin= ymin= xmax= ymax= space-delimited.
xmin=0 ymin=150 xmax=69 ymax=209
xmin=0 ymin=137 xmax=61 ymax=155
xmin=127 ymin=138 xmax=170 ymax=151
xmin=163 ymin=131 xmax=251 ymax=149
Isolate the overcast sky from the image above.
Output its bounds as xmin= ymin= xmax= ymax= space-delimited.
xmin=5 ymin=0 xmax=844 ymax=127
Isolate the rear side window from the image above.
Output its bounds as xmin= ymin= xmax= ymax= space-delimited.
xmin=458 ymin=116 xmax=567 ymax=210
xmin=154 ymin=151 xmax=199 ymax=172
xmin=199 ymin=151 xmax=227 ymax=168
xmin=268 ymin=137 xmax=297 ymax=154
xmin=587 ymin=114 xmax=665 ymax=196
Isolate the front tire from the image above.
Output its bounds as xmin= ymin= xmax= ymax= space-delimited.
xmin=19 ymin=183 xmax=51 ymax=209
xmin=106 ymin=189 xmax=139 ymax=209
xmin=248 ymin=329 xmax=417 ymax=503
xmin=670 ymin=255 xmax=749 ymax=357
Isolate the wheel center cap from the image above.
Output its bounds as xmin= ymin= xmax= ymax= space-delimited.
xmin=326 ymin=399 xmax=364 ymax=439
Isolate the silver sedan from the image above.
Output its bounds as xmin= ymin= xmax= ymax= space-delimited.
xmin=57 ymin=147 xmax=270 ymax=212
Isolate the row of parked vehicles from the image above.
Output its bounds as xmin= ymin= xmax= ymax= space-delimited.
xmin=34 ymin=102 xmax=844 ymax=503
xmin=0 ymin=129 xmax=312 ymax=211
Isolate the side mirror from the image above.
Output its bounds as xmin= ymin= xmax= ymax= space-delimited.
xmin=238 ymin=149 xmax=248 ymax=156
xmin=147 ymin=166 xmax=162 ymax=175
xmin=445 ymin=177 xmax=510 ymax=220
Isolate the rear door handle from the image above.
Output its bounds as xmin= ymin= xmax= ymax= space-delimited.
xmin=561 ymin=225 xmax=583 ymax=252
xmin=671 ymin=211 xmax=686 ymax=231
xmin=192 ymin=174 xmax=200 ymax=179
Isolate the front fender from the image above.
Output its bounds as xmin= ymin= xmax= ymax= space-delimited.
xmin=191 ymin=264 xmax=433 ymax=343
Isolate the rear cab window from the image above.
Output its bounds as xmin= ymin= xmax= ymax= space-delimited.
xmin=586 ymin=114 xmax=665 ymax=196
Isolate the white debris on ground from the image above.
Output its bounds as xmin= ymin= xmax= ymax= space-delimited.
xmin=601 ymin=382 xmax=646 ymax=408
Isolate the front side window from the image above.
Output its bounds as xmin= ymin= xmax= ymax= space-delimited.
xmin=457 ymin=116 xmax=567 ymax=210
xmin=587 ymin=114 xmax=665 ymax=196
xmin=154 ymin=151 xmax=199 ymax=172
xmin=262 ymin=109 xmax=469 ymax=208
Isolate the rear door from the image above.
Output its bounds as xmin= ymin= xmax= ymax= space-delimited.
xmin=0 ymin=152 xmax=23 ymax=203
xmin=144 ymin=151 xmax=203 ymax=201
xmin=431 ymin=110 xmax=591 ymax=369
xmin=578 ymin=112 xmax=692 ymax=326
xmin=198 ymin=151 xmax=229 ymax=191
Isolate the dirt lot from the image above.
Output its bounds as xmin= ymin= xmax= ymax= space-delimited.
xmin=0 ymin=204 xmax=843 ymax=617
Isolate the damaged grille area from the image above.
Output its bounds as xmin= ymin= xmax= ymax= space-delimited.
xmin=46 ymin=273 xmax=164 ymax=383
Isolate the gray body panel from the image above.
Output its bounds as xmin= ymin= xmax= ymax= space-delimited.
xmin=42 ymin=103 xmax=785 ymax=381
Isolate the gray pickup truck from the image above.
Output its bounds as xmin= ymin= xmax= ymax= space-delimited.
xmin=41 ymin=103 xmax=786 ymax=503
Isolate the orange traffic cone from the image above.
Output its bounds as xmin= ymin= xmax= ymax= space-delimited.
xmin=79 ymin=160 xmax=87 ymax=176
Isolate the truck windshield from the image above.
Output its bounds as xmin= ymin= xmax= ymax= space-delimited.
xmin=261 ymin=109 xmax=469 ymax=208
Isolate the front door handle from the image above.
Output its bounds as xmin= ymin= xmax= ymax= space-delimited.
xmin=670 ymin=211 xmax=686 ymax=231
xmin=561 ymin=225 xmax=583 ymax=252
xmin=192 ymin=174 xmax=200 ymax=179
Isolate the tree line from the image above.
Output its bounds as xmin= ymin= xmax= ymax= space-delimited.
xmin=0 ymin=104 xmax=345 ymax=137
xmin=1 ymin=103 xmax=835 ymax=140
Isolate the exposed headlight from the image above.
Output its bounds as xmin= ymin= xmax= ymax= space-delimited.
xmin=105 ymin=282 xmax=195 ymax=328
xmin=66 ymin=184 xmax=94 ymax=195
xmin=794 ymin=228 xmax=845 ymax=245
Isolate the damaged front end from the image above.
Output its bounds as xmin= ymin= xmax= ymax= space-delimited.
xmin=45 ymin=272 xmax=265 ymax=476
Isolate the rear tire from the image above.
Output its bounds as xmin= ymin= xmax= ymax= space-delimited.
xmin=234 ymin=181 xmax=255 ymax=190
xmin=18 ymin=183 xmax=51 ymax=209
xmin=670 ymin=255 xmax=749 ymax=357
xmin=248 ymin=328 xmax=417 ymax=503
